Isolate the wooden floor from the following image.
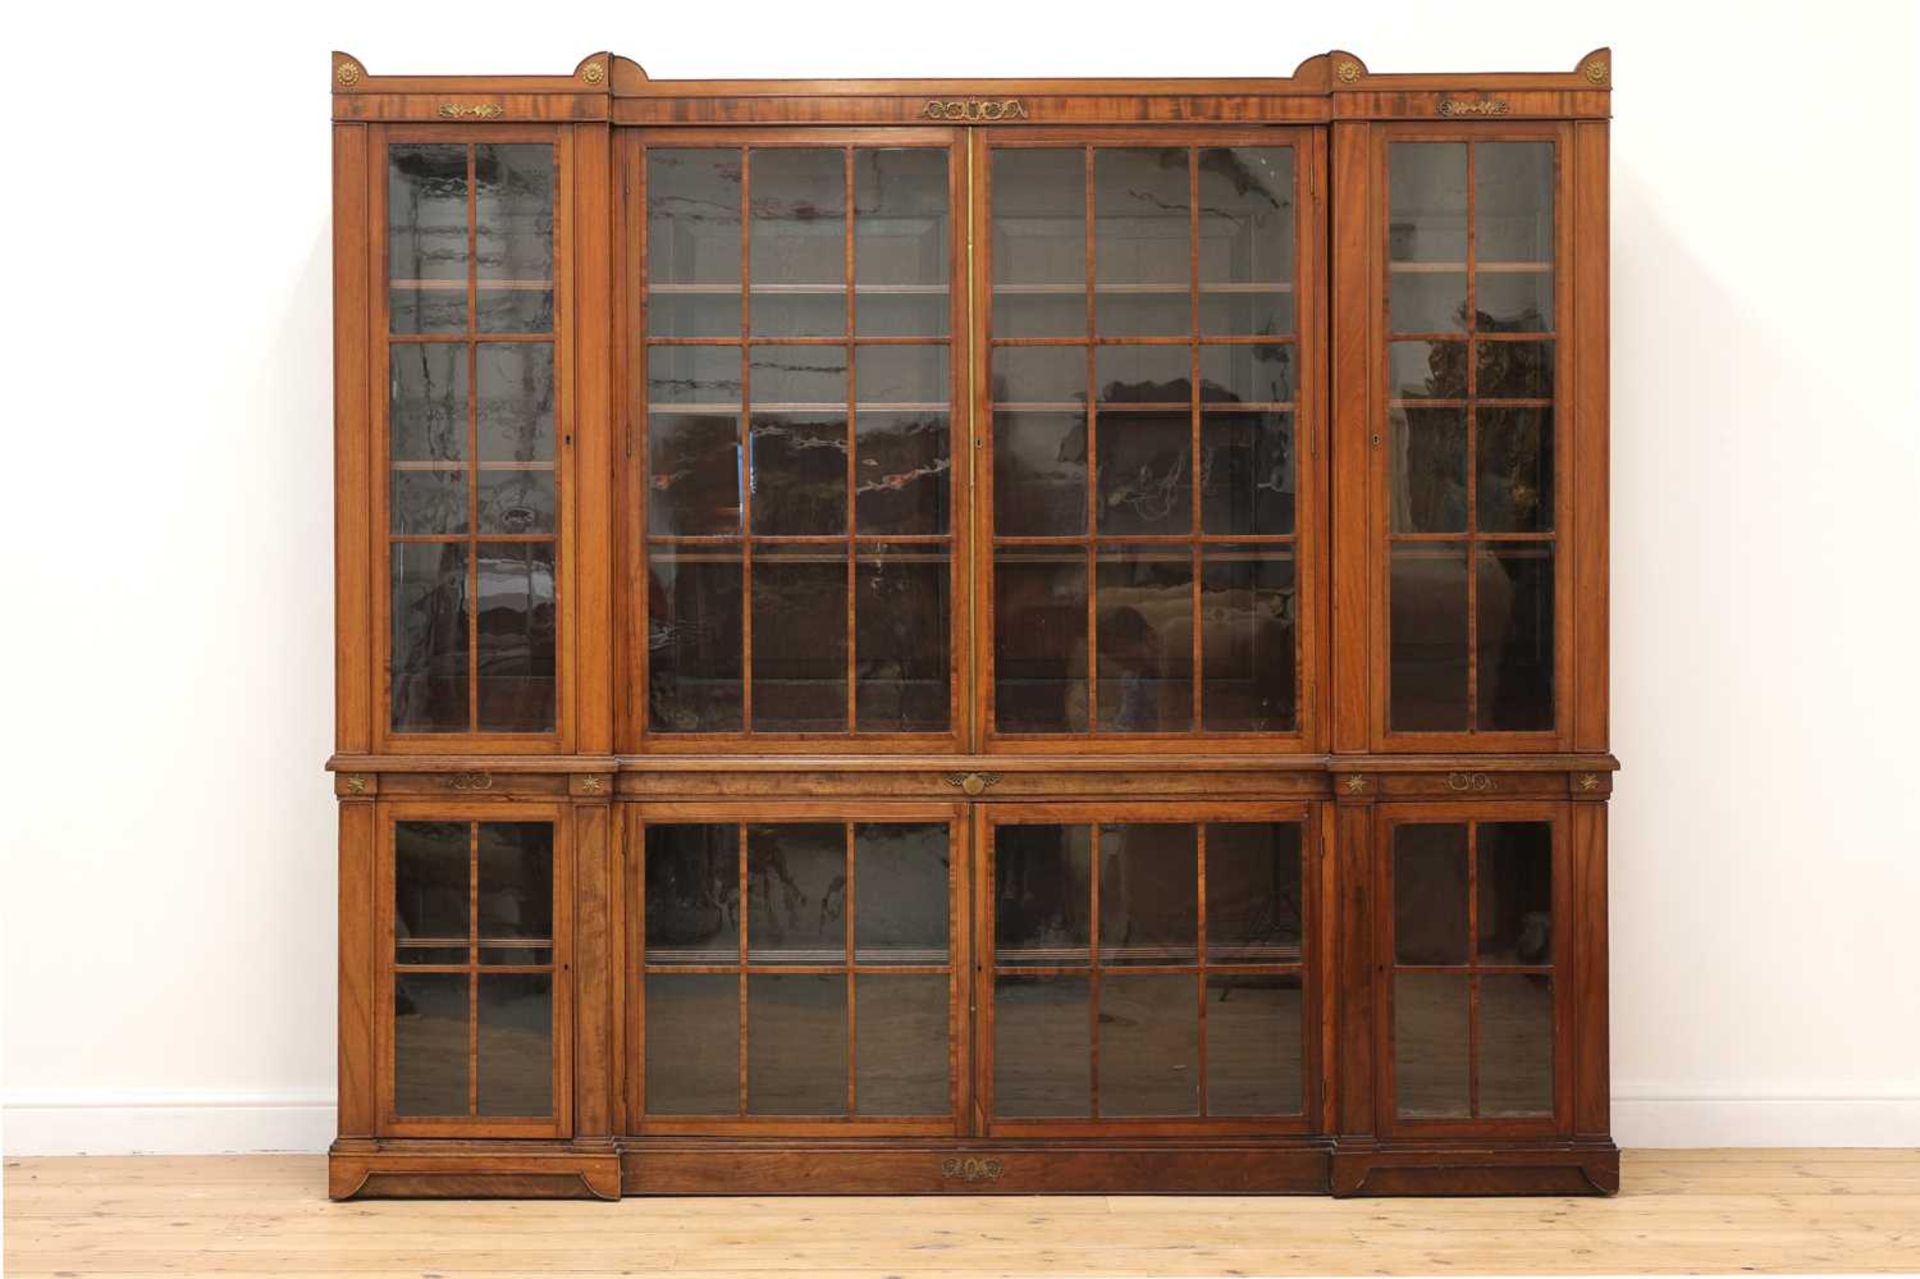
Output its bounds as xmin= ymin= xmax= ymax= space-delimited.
xmin=6 ymin=1150 xmax=1919 ymax=1276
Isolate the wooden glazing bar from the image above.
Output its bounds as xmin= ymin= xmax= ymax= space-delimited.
xmin=736 ymin=822 xmax=749 ymax=1117
xmin=1463 ymin=143 xmax=1480 ymax=734
xmin=1195 ymin=821 xmax=1209 ymax=1117
xmin=1087 ymin=820 xmax=1101 ymax=1118
xmin=737 ymin=149 xmax=755 ymax=733
xmin=466 ymin=821 xmax=480 ymax=1117
xmin=845 ymin=822 xmax=858 ymax=1114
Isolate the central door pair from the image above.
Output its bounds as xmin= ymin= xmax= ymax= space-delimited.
xmin=624 ymin=803 xmax=1319 ymax=1136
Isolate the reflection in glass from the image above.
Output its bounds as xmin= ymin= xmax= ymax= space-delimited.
xmin=994 ymin=974 xmax=1090 ymax=1117
xmin=646 ymin=973 xmax=739 ymax=1114
xmin=1389 ymin=544 xmax=1469 ymax=731
xmin=1206 ymin=974 xmax=1302 ymax=1115
xmin=1478 ymin=271 xmax=1553 ymax=333
xmin=995 ymin=824 xmax=1091 ymax=965
xmin=1094 ymin=148 xmax=1190 ymax=337
xmin=856 ymin=413 xmax=948 ymax=535
xmin=648 ymin=149 xmax=743 ymax=338
xmin=475 ymin=543 xmax=556 ymax=733
xmin=476 ymin=471 xmax=553 ymax=536
xmin=1388 ymin=340 xmax=1467 ymax=400
xmin=751 ymin=550 xmax=846 ymax=731
xmin=747 ymin=824 xmax=846 ymax=964
xmin=1202 ymin=548 xmax=1296 ymax=732
xmin=1201 ymin=412 xmax=1293 ymax=536
xmin=476 ymin=972 xmax=553 ymax=1116
xmin=751 ymin=344 xmax=846 ymax=408
xmin=1098 ymin=825 xmax=1196 ymax=965
xmin=1476 ymin=340 xmax=1554 ymax=399
xmin=1394 ymin=823 xmax=1469 ymax=965
xmin=392 ymin=470 xmax=466 ymax=536
xmin=991 ymin=148 xmax=1085 ymax=338
xmin=1478 ymin=822 xmax=1553 ymax=964
xmin=1389 ymin=271 xmax=1468 ymax=334
xmin=749 ymin=149 xmax=845 ymax=338
xmin=1206 ymin=823 xmax=1302 ymax=963
xmin=395 ymin=821 xmax=468 ymax=944
xmin=993 ymin=412 xmax=1086 ymax=537
xmin=859 ymin=344 xmax=947 ymax=406
xmin=1388 ymin=143 xmax=1467 ymax=263
xmin=1477 ymin=408 xmax=1553 ymax=532
xmin=647 ymin=551 xmax=743 ymax=732
xmin=1480 ymin=974 xmax=1554 ymax=1116
xmin=648 ymin=414 xmax=741 ymax=536
xmin=649 ymin=344 xmax=743 ymax=406
xmin=749 ymin=413 xmax=846 ymax=536
xmin=854 ymin=148 xmax=949 ymax=337
xmin=1390 ymin=408 xmax=1468 ymax=533
xmin=994 ymin=345 xmax=1086 ymax=406
xmin=476 ymin=344 xmax=554 ymax=461
xmin=855 ymin=975 xmax=949 ymax=1114
xmin=1478 ymin=546 xmax=1555 ymax=731
xmin=1099 ymin=974 xmax=1199 ymax=1115
xmin=1476 ymin=142 xmax=1554 ymax=263
xmin=474 ymin=144 xmax=555 ymax=333
xmin=1200 ymin=344 xmax=1293 ymax=405
xmin=855 ymin=550 xmax=949 ymax=732
xmin=1198 ymin=147 xmax=1294 ymax=337
xmin=994 ymin=550 xmax=1087 ymax=733
xmin=477 ymin=823 xmax=552 ymax=940
xmin=391 ymin=543 xmax=469 ymax=732
xmin=391 ymin=343 xmax=468 ymax=462
xmin=645 ymin=824 xmax=738 ymax=964
xmin=389 ymin=144 xmax=468 ymax=334
xmin=748 ymin=974 xmax=847 ymax=1114
xmin=1095 ymin=547 xmax=1193 ymax=732
xmin=854 ymin=824 xmax=949 ymax=963
xmin=1097 ymin=411 xmax=1191 ymax=536
xmin=1395 ymin=972 xmax=1470 ymax=1117
xmin=394 ymin=971 xmax=468 ymax=1115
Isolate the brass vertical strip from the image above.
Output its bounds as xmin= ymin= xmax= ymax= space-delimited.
xmin=1463 ymin=142 xmax=1480 ymax=732
xmin=737 ymin=822 xmax=750 ymax=1117
xmin=465 ymin=145 xmax=482 ymax=731
xmin=739 ymin=148 xmax=756 ymax=733
xmin=964 ymin=137 xmax=979 ymax=747
xmin=1195 ymin=821 xmax=1209 ymax=1117
xmin=1083 ymin=147 xmax=1099 ymax=734
xmin=1087 ymin=821 xmax=1101 ymax=1119
xmin=1187 ymin=148 xmax=1205 ymax=735
xmin=844 ymin=147 xmax=860 ymax=736
xmin=844 ymin=822 xmax=859 ymax=1116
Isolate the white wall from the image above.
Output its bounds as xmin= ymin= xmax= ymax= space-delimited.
xmin=4 ymin=0 xmax=1917 ymax=1155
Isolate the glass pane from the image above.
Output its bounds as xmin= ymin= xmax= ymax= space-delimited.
xmin=858 ymin=344 xmax=947 ymax=406
xmin=1096 ymin=346 xmax=1189 ymax=404
xmin=1388 ymin=340 xmax=1467 ymax=400
xmin=747 ymin=824 xmax=846 ymax=965
xmin=1201 ymin=548 xmax=1296 ymax=733
xmin=480 ymin=946 xmax=550 ymax=966
xmin=647 ymin=551 xmax=743 ymax=732
xmin=1395 ymin=972 xmax=1470 ymax=1118
xmin=476 ymin=972 xmax=552 ymax=1116
xmin=1479 ymin=822 xmax=1554 ymax=964
xmin=475 ymin=543 xmax=555 ymax=733
xmin=474 ymin=144 xmax=554 ymax=333
xmin=391 ymin=343 xmax=468 ymax=463
xmin=1096 ymin=546 xmax=1192 ymax=733
xmin=1480 ymin=974 xmax=1555 ymax=1116
xmin=1206 ymin=973 xmax=1302 ymax=1115
xmin=1478 ymin=271 xmax=1553 ymax=334
xmin=854 ymin=549 xmax=949 ymax=733
xmin=751 ymin=344 xmax=846 ymax=408
xmin=645 ymin=973 xmax=738 ymax=1114
xmin=389 ymin=144 xmax=468 ymax=334
xmin=1477 ymin=408 xmax=1553 ymax=532
xmin=993 ymin=412 xmax=1086 ymax=537
xmin=1389 ymin=544 xmax=1469 ymax=732
xmin=1478 ymin=546 xmax=1555 ymax=731
xmin=994 ymin=824 xmax=1091 ymax=966
xmin=748 ymin=974 xmax=847 ymax=1115
xmin=993 ymin=974 xmax=1090 ymax=1117
xmin=394 ymin=971 xmax=468 ymax=1115
xmin=1206 ymin=823 xmax=1302 ymax=963
xmin=1201 ymin=411 xmax=1293 ymax=536
xmin=994 ymin=549 xmax=1087 ymax=733
xmin=749 ymin=149 xmax=845 ymax=338
xmin=649 ymin=344 xmax=743 ymax=407
xmin=1476 ymin=142 xmax=1554 ymax=264
xmin=649 ymin=150 xmax=742 ymax=286
xmin=476 ymin=344 xmax=554 ymax=461
xmin=395 ymin=821 xmax=469 ymax=945
xmin=855 ymin=824 xmax=950 ymax=963
xmin=476 ymin=471 xmax=552 ymax=536
xmin=476 ymin=823 xmax=551 ymax=941
xmin=1095 ymin=148 xmax=1190 ymax=337
xmin=1477 ymin=340 xmax=1554 ymax=399
xmin=648 ymin=413 xmax=742 ymax=536
xmin=1198 ymin=146 xmax=1294 ymax=337
xmin=855 ymin=975 xmax=949 ymax=1115
xmin=1390 ymin=408 xmax=1468 ymax=533
xmin=1389 ymin=143 xmax=1467 ymax=263
xmin=1389 ymin=270 xmax=1467 ymax=334
xmin=1096 ymin=410 xmax=1191 ymax=537
xmin=855 ymin=149 xmax=949 ymax=338
xmin=749 ymin=413 xmax=846 ymax=536
xmin=1098 ymin=824 xmax=1196 ymax=965
xmin=1099 ymin=974 xmax=1199 ymax=1116
xmin=752 ymin=549 xmax=847 ymax=732
xmin=991 ymin=148 xmax=1086 ymax=338
xmin=1394 ymin=823 xmax=1469 ymax=965
xmin=856 ymin=412 xmax=947 ymax=535
xmin=392 ymin=470 xmax=466 ymax=536
xmin=398 ymin=947 xmax=466 ymax=966
xmin=1200 ymin=344 xmax=1293 ymax=405
xmin=994 ymin=345 xmax=1085 ymax=406
xmin=391 ymin=543 xmax=469 ymax=733
xmin=645 ymin=824 xmax=739 ymax=964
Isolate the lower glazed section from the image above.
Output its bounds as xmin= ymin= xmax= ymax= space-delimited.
xmin=331 ymin=1137 xmax=1618 ymax=1198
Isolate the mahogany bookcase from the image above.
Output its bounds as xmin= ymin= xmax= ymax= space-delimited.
xmin=327 ymin=47 xmax=1616 ymax=1199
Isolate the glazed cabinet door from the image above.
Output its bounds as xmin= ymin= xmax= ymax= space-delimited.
xmin=979 ymin=132 xmax=1324 ymax=752
xmin=379 ymin=801 xmax=571 ymax=1137
xmin=978 ymin=803 xmax=1321 ymax=1134
xmin=1336 ymin=122 xmax=1605 ymax=751
xmin=625 ymin=804 xmax=968 ymax=1134
xmin=373 ymin=128 xmax=580 ymax=752
xmin=1376 ymin=802 xmax=1569 ymax=1136
xmin=627 ymin=134 xmax=967 ymax=750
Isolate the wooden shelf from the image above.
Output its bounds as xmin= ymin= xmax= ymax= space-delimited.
xmin=1388 ymin=261 xmax=1551 ymax=274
